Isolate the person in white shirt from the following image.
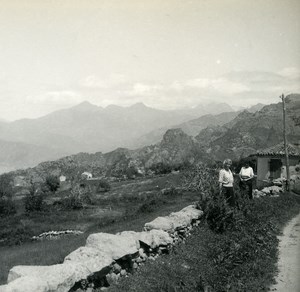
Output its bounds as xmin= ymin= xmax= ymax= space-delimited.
xmin=239 ymin=160 xmax=254 ymax=199
xmin=219 ymin=158 xmax=235 ymax=207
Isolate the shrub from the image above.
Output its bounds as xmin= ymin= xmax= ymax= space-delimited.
xmin=149 ymin=162 xmax=172 ymax=175
xmin=204 ymin=191 xmax=236 ymax=233
xmin=24 ymin=191 xmax=44 ymax=213
xmin=0 ymin=197 xmax=16 ymax=217
xmin=61 ymin=184 xmax=91 ymax=210
xmin=182 ymin=162 xmax=219 ymax=197
xmin=24 ymin=185 xmax=45 ymax=213
xmin=61 ymin=195 xmax=83 ymax=210
xmin=97 ymin=179 xmax=111 ymax=192
xmin=45 ymin=175 xmax=60 ymax=193
xmin=0 ymin=173 xmax=13 ymax=198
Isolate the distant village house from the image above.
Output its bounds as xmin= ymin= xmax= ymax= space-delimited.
xmin=81 ymin=171 xmax=93 ymax=179
xmin=250 ymin=143 xmax=300 ymax=189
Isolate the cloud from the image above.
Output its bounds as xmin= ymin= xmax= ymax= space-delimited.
xmin=278 ymin=67 xmax=300 ymax=80
xmin=81 ymin=74 xmax=127 ymax=88
xmin=25 ymin=90 xmax=83 ymax=105
xmin=127 ymin=83 xmax=163 ymax=96
xmin=185 ymin=77 xmax=250 ymax=95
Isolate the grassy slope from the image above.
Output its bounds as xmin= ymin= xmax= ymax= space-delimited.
xmin=110 ymin=193 xmax=300 ymax=292
xmin=0 ymin=173 xmax=199 ymax=285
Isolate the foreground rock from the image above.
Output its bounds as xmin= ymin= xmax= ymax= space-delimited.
xmin=0 ymin=204 xmax=203 ymax=292
xmin=144 ymin=205 xmax=203 ymax=231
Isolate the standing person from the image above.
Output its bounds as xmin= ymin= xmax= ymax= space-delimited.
xmin=239 ymin=160 xmax=254 ymax=199
xmin=219 ymin=158 xmax=235 ymax=207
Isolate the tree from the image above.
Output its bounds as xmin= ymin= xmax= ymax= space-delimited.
xmin=97 ymin=179 xmax=111 ymax=192
xmin=24 ymin=185 xmax=44 ymax=213
xmin=0 ymin=173 xmax=13 ymax=198
xmin=0 ymin=174 xmax=16 ymax=217
xmin=45 ymin=175 xmax=60 ymax=192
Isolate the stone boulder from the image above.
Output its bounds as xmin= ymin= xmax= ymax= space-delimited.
xmin=118 ymin=229 xmax=173 ymax=249
xmin=144 ymin=205 xmax=203 ymax=231
xmin=144 ymin=216 xmax=175 ymax=232
xmin=168 ymin=205 xmax=203 ymax=229
xmin=5 ymin=263 xmax=90 ymax=292
xmin=64 ymin=246 xmax=113 ymax=274
xmin=0 ymin=276 xmax=46 ymax=292
xmin=86 ymin=232 xmax=139 ymax=260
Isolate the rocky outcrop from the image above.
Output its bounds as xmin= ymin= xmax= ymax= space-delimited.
xmin=0 ymin=205 xmax=203 ymax=292
xmin=196 ymin=94 xmax=300 ymax=161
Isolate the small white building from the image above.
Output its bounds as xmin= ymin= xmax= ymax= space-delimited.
xmin=81 ymin=172 xmax=93 ymax=179
xmin=59 ymin=175 xmax=66 ymax=182
xmin=250 ymin=143 xmax=300 ymax=188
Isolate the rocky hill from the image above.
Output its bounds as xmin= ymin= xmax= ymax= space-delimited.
xmin=7 ymin=128 xmax=203 ymax=185
xmin=134 ymin=103 xmax=265 ymax=148
xmin=196 ymin=94 xmax=300 ymax=160
xmin=2 ymin=96 xmax=298 ymax=184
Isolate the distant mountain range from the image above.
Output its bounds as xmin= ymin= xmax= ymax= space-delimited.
xmin=0 ymin=99 xmax=269 ymax=174
xmin=4 ymin=95 xmax=297 ymax=186
xmin=0 ymin=101 xmax=240 ymax=173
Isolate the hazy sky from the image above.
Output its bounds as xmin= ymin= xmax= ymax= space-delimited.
xmin=0 ymin=0 xmax=299 ymax=121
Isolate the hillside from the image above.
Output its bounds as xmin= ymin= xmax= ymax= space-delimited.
xmin=196 ymin=94 xmax=300 ymax=160
xmin=7 ymin=128 xmax=203 ymax=186
xmin=4 ymin=96 xmax=298 ymax=183
xmin=133 ymin=103 xmax=265 ymax=148
xmin=134 ymin=111 xmax=238 ymax=147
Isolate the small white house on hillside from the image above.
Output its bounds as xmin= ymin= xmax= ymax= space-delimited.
xmin=250 ymin=143 xmax=300 ymax=188
xmin=81 ymin=172 xmax=93 ymax=179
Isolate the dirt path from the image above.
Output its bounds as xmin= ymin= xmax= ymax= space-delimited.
xmin=270 ymin=212 xmax=300 ymax=292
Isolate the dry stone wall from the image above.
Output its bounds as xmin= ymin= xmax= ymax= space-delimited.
xmin=0 ymin=205 xmax=203 ymax=292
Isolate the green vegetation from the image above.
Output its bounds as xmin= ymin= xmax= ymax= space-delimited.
xmin=2 ymin=162 xmax=300 ymax=290
xmin=0 ymin=173 xmax=16 ymax=217
xmin=0 ymin=197 xmax=16 ymax=217
xmin=24 ymin=186 xmax=45 ymax=213
xmin=45 ymin=175 xmax=60 ymax=192
xmin=97 ymin=179 xmax=111 ymax=192
xmin=0 ymin=173 xmax=198 ymax=285
xmin=109 ymin=165 xmax=300 ymax=292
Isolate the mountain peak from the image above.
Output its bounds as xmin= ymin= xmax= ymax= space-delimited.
xmin=130 ymin=102 xmax=148 ymax=109
xmin=72 ymin=101 xmax=99 ymax=111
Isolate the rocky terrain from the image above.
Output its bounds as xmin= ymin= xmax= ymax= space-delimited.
xmin=1 ymin=95 xmax=299 ymax=187
xmin=196 ymin=94 xmax=300 ymax=160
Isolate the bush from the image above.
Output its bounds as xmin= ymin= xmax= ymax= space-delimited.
xmin=0 ymin=173 xmax=13 ymax=198
xmin=149 ymin=162 xmax=173 ymax=175
xmin=61 ymin=184 xmax=93 ymax=210
xmin=97 ymin=179 xmax=111 ymax=192
xmin=24 ymin=186 xmax=45 ymax=213
xmin=45 ymin=175 xmax=60 ymax=193
xmin=24 ymin=192 xmax=44 ymax=213
xmin=0 ymin=197 xmax=16 ymax=217
xmin=182 ymin=162 xmax=219 ymax=197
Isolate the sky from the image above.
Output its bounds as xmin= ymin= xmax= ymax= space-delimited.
xmin=0 ymin=0 xmax=299 ymax=121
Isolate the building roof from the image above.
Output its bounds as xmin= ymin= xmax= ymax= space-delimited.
xmin=251 ymin=142 xmax=300 ymax=157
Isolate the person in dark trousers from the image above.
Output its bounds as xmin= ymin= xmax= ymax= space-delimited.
xmin=219 ymin=158 xmax=235 ymax=207
xmin=239 ymin=160 xmax=254 ymax=199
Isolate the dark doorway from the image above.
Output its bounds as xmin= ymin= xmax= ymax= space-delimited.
xmin=269 ymin=159 xmax=282 ymax=179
